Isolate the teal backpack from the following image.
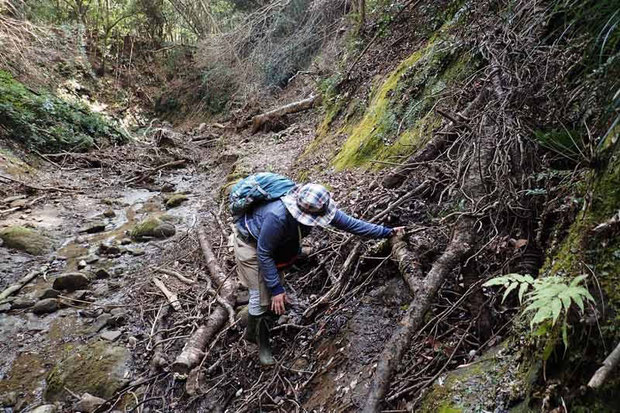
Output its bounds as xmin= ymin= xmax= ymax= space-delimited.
xmin=229 ymin=172 xmax=296 ymax=219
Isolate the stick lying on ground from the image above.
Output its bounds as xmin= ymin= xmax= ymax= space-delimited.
xmin=0 ymin=264 xmax=49 ymax=302
xmin=588 ymin=341 xmax=620 ymax=389
xmin=250 ymin=95 xmax=320 ymax=134
xmin=172 ymin=226 xmax=237 ymax=376
xmin=152 ymin=277 xmax=182 ymax=311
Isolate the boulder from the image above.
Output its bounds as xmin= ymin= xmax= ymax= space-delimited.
xmin=53 ymin=273 xmax=90 ymax=291
xmin=45 ymin=341 xmax=131 ymax=401
xmin=0 ymin=226 xmax=53 ymax=255
xmin=98 ymin=242 xmax=121 ymax=256
xmin=33 ymin=298 xmax=58 ymax=314
xmin=79 ymin=221 xmax=106 ymax=234
xmin=165 ymin=193 xmax=188 ymax=209
xmin=91 ymin=314 xmax=112 ymax=332
xmin=102 ymin=209 xmax=116 ymax=218
xmin=12 ymin=297 xmax=35 ymax=309
xmin=130 ymin=217 xmax=175 ymax=241
xmin=74 ymin=393 xmax=106 ymax=413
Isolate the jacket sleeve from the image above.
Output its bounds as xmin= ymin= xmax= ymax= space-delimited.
xmin=256 ymin=212 xmax=286 ymax=296
xmin=330 ymin=210 xmax=392 ymax=238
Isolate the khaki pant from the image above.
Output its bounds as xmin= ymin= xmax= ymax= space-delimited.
xmin=232 ymin=228 xmax=271 ymax=311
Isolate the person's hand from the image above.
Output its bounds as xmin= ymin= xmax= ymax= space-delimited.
xmin=391 ymin=226 xmax=406 ymax=237
xmin=271 ymin=292 xmax=287 ymax=315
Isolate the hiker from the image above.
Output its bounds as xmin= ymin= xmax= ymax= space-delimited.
xmin=230 ymin=173 xmax=404 ymax=366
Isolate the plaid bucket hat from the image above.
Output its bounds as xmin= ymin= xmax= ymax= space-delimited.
xmin=281 ymin=183 xmax=338 ymax=227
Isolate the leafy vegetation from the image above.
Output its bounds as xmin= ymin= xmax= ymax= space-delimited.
xmin=0 ymin=70 xmax=127 ymax=151
xmin=485 ymin=273 xmax=595 ymax=347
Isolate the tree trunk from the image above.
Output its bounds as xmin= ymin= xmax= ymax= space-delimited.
xmin=172 ymin=227 xmax=237 ymax=375
xmin=362 ymin=224 xmax=474 ymax=412
xmin=250 ymin=95 xmax=320 ymax=134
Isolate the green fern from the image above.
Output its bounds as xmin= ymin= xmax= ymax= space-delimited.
xmin=484 ymin=274 xmax=595 ymax=347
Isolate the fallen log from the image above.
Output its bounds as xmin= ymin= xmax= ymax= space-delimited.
xmin=588 ymin=341 xmax=620 ymax=389
xmin=250 ymin=95 xmax=320 ymax=134
xmin=390 ymin=233 xmax=424 ymax=295
xmin=363 ymin=225 xmax=474 ymax=412
xmin=172 ymin=226 xmax=236 ymax=376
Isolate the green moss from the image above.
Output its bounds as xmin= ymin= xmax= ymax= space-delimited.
xmin=130 ymin=216 xmax=176 ymax=240
xmin=165 ymin=193 xmax=189 ymax=208
xmin=0 ymin=226 xmax=53 ymax=255
xmin=45 ymin=341 xmax=131 ymax=401
xmin=0 ymin=70 xmax=128 ymax=152
xmin=332 ymin=32 xmax=477 ymax=169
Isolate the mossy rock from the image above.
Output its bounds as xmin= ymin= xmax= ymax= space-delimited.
xmin=130 ymin=216 xmax=176 ymax=241
xmin=418 ymin=344 xmax=533 ymax=413
xmin=165 ymin=193 xmax=189 ymax=209
xmin=45 ymin=341 xmax=131 ymax=401
xmin=0 ymin=226 xmax=53 ymax=255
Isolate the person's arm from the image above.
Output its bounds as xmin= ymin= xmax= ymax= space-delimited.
xmin=330 ymin=210 xmax=392 ymax=238
xmin=256 ymin=213 xmax=286 ymax=296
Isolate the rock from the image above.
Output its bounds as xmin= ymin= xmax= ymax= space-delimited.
xmin=31 ymin=405 xmax=57 ymax=413
xmin=78 ymin=260 xmax=88 ymax=269
xmin=93 ymin=285 xmax=109 ymax=297
xmin=103 ymin=209 xmax=116 ymax=218
xmin=198 ymin=122 xmax=207 ymax=132
xmin=0 ymin=303 xmax=11 ymax=313
xmin=0 ymin=226 xmax=53 ymax=255
xmin=120 ymin=238 xmax=132 ymax=245
xmin=112 ymin=267 xmax=124 ymax=277
xmin=85 ymin=255 xmax=99 ymax=264
xmin=12 ymin=297 xmax=35 ymax=309
xmin=33 ymin=298 xmax=59 ymax=314
xmin=53 ymin=272 xmax=90 ymax=291
xmin=100 ymin=330 xmax=122 ymax=341
xmin=124 ymin=247 xmax=145 ymax=256
xmin=45 ymin=341 xmax=131 ymax=401
xmin=165 ymin=193 xmax=188 ymax=209
xmin=160 ymin=182 xmax=176 ymax=192
xmin=0 ymin=390 xmax=18 ymax=406
xmin=39 ymin=288 xmax=61 ymax=299
xmin=79 ymin=221 xmax=107 ymax=234
xmin=94 ymin=268 xmax=111 ymax=279
xmin=74 ymin=393 xmax=106 ymax=412
xmin=98 ymin=241 xmax=121 ymax=256
xmin=130 ymin=216 xmax=176 ymax=241
xmin=92 ymin=314 xmax=112 ymax=332
xmin=75 ymin=235 xmax=87 ymax=243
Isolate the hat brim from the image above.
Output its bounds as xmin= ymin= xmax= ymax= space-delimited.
xmin=281 ymin=193 xmax=337 ymax=227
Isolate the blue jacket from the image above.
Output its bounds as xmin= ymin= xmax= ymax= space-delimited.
xmin=238 ymin=200 xmax=392 ymax=296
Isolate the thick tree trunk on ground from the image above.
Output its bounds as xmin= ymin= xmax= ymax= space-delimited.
xmin=250 ymin=95 xmax=320 ymax=134
xmin=390 ymin=233 xmax=424 ymax=295
xmin=172 ymin=227 xmax=236 ymax=375
xmin=362 ymin=225 xmax=474 ymax=412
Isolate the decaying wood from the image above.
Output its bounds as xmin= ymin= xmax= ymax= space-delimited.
xmin=172 ymin=226 xmax=237 ymax=376
xmin=363 ymin=226 xmax=474 ymax=412
xmin=149 ymin=304 xmax=171 ymax=373
xmin=588 ymin=341 xmax=620 ymax=389
xmin=0 ymin=264 xmax=48 ymax=302
xmin=390 ymin=233 xmax=424 ymax=295
xmin=250 ymin=95 xmax=320 ymax=134
xmin=124 ymin=159 xmax=186 ymax=184
xmin=152 ymin=277 xmax=182 ymax=311
xmin=157 ymin=268 xmax=195 ymax=285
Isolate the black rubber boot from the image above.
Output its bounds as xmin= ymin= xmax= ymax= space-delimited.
xmin=257 ymin=315 xmax=276 ymax=366
xmin=244 ymin=314 xmax=258 ymax=344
